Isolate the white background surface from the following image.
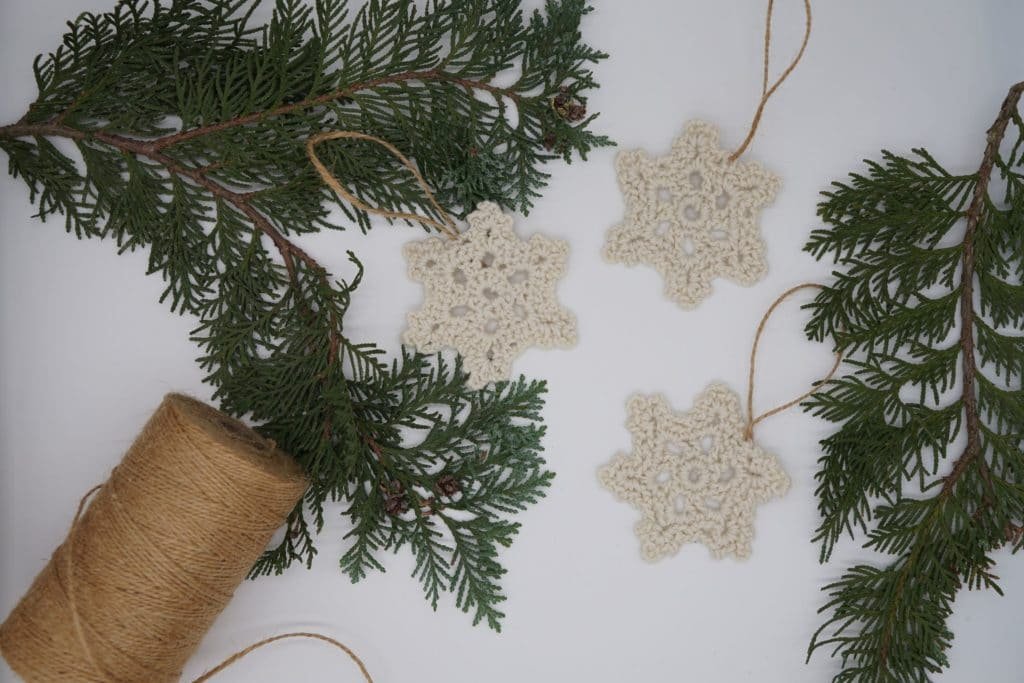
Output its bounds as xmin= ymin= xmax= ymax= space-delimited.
xmin=1 ymin=1 xmax=1022 ymax=681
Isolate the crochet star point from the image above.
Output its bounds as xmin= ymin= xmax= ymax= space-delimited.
xmin=599 ymin=383 xmax=789 ymax=561
xmin=603 ymin=120 xmax=780 ymax=309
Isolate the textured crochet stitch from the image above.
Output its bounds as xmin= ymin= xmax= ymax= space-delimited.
xmin=598 ymin=383 xmax=789 ymax=561
xmin=603 ymin=120 xmax=780 ymax=309
xmin=403 ymin=202 xmax=577 ymax=389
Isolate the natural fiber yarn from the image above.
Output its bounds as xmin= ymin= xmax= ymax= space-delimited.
xmin=598 ymin=384 xmax=789 ymax=561
xmin=0 ymin=393 xmax=308 ymax=682
xmin=597 ymin=283 xmax=841 ymax=562
xmin=603 ymin=121 xmax=780 ymax=309
xmin=403 ymin=201 xmax=577 ymax=388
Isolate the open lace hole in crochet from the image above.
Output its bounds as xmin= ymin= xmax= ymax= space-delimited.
xmin=483 ymin=319 xmax=499 ymax=334
xmin=705 ymin=498 xmax=721 ymax=511
xmin=674 ymin=495 xmax=687 ymax=515
xmin=452 ymin=268 xmax=467 ymax=284
xmin=425 ymin=259 xmax=437 ymax=268
xmin=657 ymin=187 xmax=672 ymax=202
xmin=656 ymin=470 xmax=671 ymax=486
xmin=507 ymin=270 xmax=529 ymax=285
xmin=688 ymin=467 xmax=702 ymax=484
xmin=655 ymin=221 xmax=670 ymax=236
xmin=681 ymin=238 xmax=695 ymax=257
xmin=709 ymin=228 xmax=728 ymax=241
xmin=450 ymin=305 xmax=470 ymax=318
xmin=689 ymin=170 xmax=703 ymax=189
xmin=716 ymin=191 xmax=731 ymax=209
xmin=700 ymin=435 xmax=714 ymax=452
xmin=719 ymin=465 xmax=735 ymax=483
xmin=480 ymin=251 xmax=496 ymax=268
xmin=682 ymin=205 xmax=700 ymax=222
xmin=482 ymin=287 xmax=499 ymax=301
xmin=666 ymin=441 xmax=683 ymax=457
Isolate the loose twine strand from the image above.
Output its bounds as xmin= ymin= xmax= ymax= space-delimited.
xmin=728 ymin=0 xmax=812 ymax=162
xmin=307 ymin=130 xmax=460 ymax=240
xmin=744 ymin=283 xmax=842 ymax=441
xmin=62 ymin=485 xmax=374 ymax=683
xmin=193 ymin=632 xmax=373 ymax=683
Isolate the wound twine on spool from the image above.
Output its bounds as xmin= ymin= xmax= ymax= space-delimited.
xmin=0 ymin=394 xmax=372 ymax=682
xmin=743 ymin=283 xmax=842 ymax=440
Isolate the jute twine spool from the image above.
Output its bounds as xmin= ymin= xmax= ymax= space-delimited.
xmin=0 ymin=394 xmax=310 ymax=682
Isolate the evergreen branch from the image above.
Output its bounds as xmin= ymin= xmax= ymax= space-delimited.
xmin=147 ymin=68 xmax=521 ymax=151
xmin=944 ymin=82 xmax=1024 ymax=500
xmin=0 ymin=0 xmax=604 ymax=629
xmin=805 ymin=81 xmax=1024 ymax=681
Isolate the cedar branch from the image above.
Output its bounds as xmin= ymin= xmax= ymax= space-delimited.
xmin=0 ymin=68 xmax=532 ymax=493
xmin=942 ymin=80 xmax=1024 ymax=496
xmin=148 ymin=69 xmax=520 ymax=151
xmin=876 ymin=80 xmax=1024 ymax=670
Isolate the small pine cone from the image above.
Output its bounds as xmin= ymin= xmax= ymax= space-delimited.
xmin=566 ymin=103 xmax=587 ymax=122
xmin=384 ymin=492 xmax=409 ymax=516
xmin=543 ymin=132 xmax=557 ymax=151
xmin=436 ymin=474 xmax=461 ymax=497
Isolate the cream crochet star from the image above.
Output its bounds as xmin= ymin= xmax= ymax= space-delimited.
xmin=603 ymin=120 xmax=780 ymax=309
xmin=598 ymin=383 xmax=789 ymax=561
xmin=403 ymin=202 xmax=576 ymax=389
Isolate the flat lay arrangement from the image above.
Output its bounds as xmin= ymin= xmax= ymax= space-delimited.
xmin=0 ymin=1 xmax=1020 ymax=682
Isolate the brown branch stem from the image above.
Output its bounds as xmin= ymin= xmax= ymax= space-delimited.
xmin=877 ymin=80 xmax=1024 ymax=671
xmin=0 ymin=68 xmax=517 ymax=269
xmin=146 ymin=69 xmax=518 ymax=151
xmin=942 ymin=80 xmax=1024 ymax=497
xmin=0 ymin=122 xmax=318 ymax=279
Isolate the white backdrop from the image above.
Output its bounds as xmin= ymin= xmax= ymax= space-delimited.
xmin=2 ymin=1 xmax=1022 ymax=681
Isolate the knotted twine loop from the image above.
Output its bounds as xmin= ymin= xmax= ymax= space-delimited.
xmin=744 ymin=283 xmax=842 ymax=441
xmin=307 ymin=131 xmax=460 ymax=240
xmin=728 ymin=0 xmax=812 ymax=162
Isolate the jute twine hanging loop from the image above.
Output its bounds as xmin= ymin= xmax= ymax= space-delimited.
xmin=743 ymin=282 xmax=842 ymax=440
xmin=0 ymin=394 xmax=312 ymax=682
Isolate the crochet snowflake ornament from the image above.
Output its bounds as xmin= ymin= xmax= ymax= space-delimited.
xmin=603 ymin=120 xmax=780 ymax=309
xmin=598 ymin=383 xmax=789 ymax=561
xmin=403 ymin=202 xmax=577 ymax=389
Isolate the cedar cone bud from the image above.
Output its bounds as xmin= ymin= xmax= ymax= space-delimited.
xmin=551 ymin=86 xmax=586 ymax=123
xmin=543 ymin=132 xmax=557 ymax=151
xmin=384 ymin=492 xmax=409 ymax=516
xmin=565 ymin=103 xmax=587 ymax=122
xmin=436 ymin=474 xmax=461 ymax=497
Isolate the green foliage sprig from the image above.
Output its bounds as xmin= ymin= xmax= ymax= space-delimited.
xmin=0 ymin=0 xmax=611 ymax=629
xmin=803 ymin=82 xmax=1024 ymax=680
